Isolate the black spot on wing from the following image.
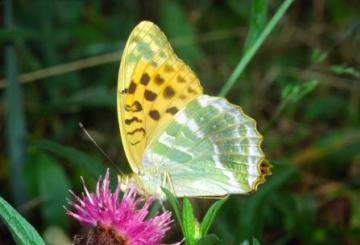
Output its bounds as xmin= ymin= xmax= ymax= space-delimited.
xmin=127 ymin=128 xmax=146 ymax=136
xmin=164 ymin=86 xmax=175 ymax=98
xmin=164 ymin=65 xmax=174 ymax=73
xmin=154 ymin=74 xmax=164 ymax=85
xmin=149 ymin=110 xmax=160 ymax=120
xmin=177 ymin=75 xmax=186 ymax=83
xmin=125 ymin=101 xmax=142 ymax=112
xmin=140 ymin=73 xmax=150 ymax=85
xmin=144 ymin=89 xmax=157 ymax=101
xmin=125 ymin=117 xmax=142 ymax=125
xmin=188 ymin=87 xmax=197 ymax=94
xmin=166 ymin=107 xmax=179 ymax=115
xmin=128 ymin=81 xmax=137 ymax=94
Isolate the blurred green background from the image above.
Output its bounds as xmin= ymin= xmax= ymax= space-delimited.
xmin=1 ymin=0 xmax=360 ymax=244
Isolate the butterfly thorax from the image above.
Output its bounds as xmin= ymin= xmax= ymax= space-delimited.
xmin=119 ymin=170 xmax=166 ymax=199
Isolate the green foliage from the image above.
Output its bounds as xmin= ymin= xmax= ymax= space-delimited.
xmin=30 ymin=138 xmax=106 ymax=177
xmin=219 ymin=0 xmax=294 ymax=96
xmin=0 ymin=196 xmax=46 ymax=245
xmin=24 ymin=149 xmax=71 ymax=230
xmin=311 ymin=49 xmax=328 ymax=64
xmin=330 ymin=64 xmax=360 ymax=78
xmin=163 ymin=188 xmax=225 ymax=245
xmin=182 ymin=198 xmax=198 ymax=244
xmin=4 ymin=0 xmax=27 ymax=207
xmin=160 ymin=0 xmax=202 ymax=67
xmin=243 ymin=0 xmax=268 ymax=51
xmin=1 ymin=0 xmax=359 ymax=244
xmin=196 ymin=234 xmax=222 ymax=245
xmin=252 ymin=238 xmax=261 ymax=245
xmin=266 ymin=79 xmax=319 ymax=132
xmin=200 ymin=198 xmax=227 ymax=237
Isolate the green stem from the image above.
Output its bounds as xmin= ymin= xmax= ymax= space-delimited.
xmin=5 ymin=0 xmax=27 ymax=206
xmin=219 ymin=0 xmax=294 ymax=97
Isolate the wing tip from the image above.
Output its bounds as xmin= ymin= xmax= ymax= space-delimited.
xmin=135 ymin=20 xmax=156 ymax=30
xmin=252 ymin=159 xmax=272 ymax=191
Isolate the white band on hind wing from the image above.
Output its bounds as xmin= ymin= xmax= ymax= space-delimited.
xmin=141 ymin=95 xmax=269 ymax=197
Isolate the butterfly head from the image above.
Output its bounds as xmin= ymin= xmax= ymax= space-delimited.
xmin=118 ymin=172 xmax=162 ymax=198
xmin=118 ymin=173 xmax=138 ymax=193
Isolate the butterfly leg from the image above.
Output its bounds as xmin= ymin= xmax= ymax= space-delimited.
xmin=164 ymin=172 xmax=177 ymax=196
xmin=158 ymin=172 xmax=177 ymax=211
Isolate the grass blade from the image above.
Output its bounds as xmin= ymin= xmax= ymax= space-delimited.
xmin=0 ymin=196 xmax=46 ymax=245
xmin=4 ymin=0 xmax=27 ymax=206
xmin=243 ymin=0 xmax=268 ymax=51
xmin=182 ymin=198 xmax=196 ymax=244
xmin=162 ymin=188 xmax=183 ymax=231
xmin=200 ymin=198 xmax=227 ymax=236
xmin=253 ymin=237 xmax=262 ymax=245
xmin=219 ymin=0 xmax=294 ymax=97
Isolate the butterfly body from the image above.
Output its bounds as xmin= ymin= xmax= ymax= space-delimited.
xmin=117 ymin=21 xmax=270 ymax=199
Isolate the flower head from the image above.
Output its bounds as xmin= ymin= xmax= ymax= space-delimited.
xmin=66 ymin=170 xmax=173 ymax=245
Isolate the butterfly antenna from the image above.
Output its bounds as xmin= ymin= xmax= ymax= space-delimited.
xmin=78 ymin=122 xmax=123 ymax=174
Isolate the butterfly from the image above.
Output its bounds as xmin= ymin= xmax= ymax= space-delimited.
xmin=117 ymin=21 xmax=271 ymax=199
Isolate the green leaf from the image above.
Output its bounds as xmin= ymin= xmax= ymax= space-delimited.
xmin=237 ymin=166 xmax=296 ymax=240
xmin=38 ymin=151 xmax=70 ymax=228
xmin=219 ymin=0 xmax=294 ymax=96
xmin=4 ymin=0 xmax=27 ymax=206
xmin=162 ymin=188 xmax=183 ymax=231
xmin=330 ymin=64 xmax=360 ymax=78
xmin=311 ymin=48 xmax=327 ymax=64
xmin=182 ymin=198 xmax=197 ymax=244
xmin=281 ymin=80 xmax=319 ymax=103
xmin=196 ymin=234 xmax=222 ymax=245
xmin=266 ymin=79 xmax=318 ymax=132
xmin=244 ymin=0 xmax=268 ymax=51
xmin=252 ymin=237 xmax=261 ymax=245
xmin=29 ymin=138 xmax=106 ymax=178
xmin=200 ymin=198 xmax=227 ymax=236
xmin=0 ymin=196 xmax=46 ymax=245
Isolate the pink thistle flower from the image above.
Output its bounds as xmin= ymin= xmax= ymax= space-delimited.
xmin=65 ymin=169 xmax=174 ymax=245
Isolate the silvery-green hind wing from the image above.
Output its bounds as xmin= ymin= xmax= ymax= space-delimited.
xmin=141 ymin=95 xmax=271 ymax=198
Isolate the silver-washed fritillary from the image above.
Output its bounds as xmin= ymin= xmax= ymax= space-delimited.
xmin=117 ymin=21 xmax=271 ymax=199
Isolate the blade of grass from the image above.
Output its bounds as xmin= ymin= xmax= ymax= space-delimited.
xmin=0 ymin=196 xmax=46 ymax=245
xmin=162 ymin=188 xmax=183 ymax=231
xmin=182 ymin=198 xmax=196 ymax=244
xmin=264 ymin=79 xmax=318 ymax=133
xmin=200 ymin=198 xmax=227 ymax=236
xmin=5 ymin=0 xmax=27 ymax=206
xmin=219 ymin=0 xmax=294 ymax=97
xmin=243 ymin=0 xmax=268 ymax=51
